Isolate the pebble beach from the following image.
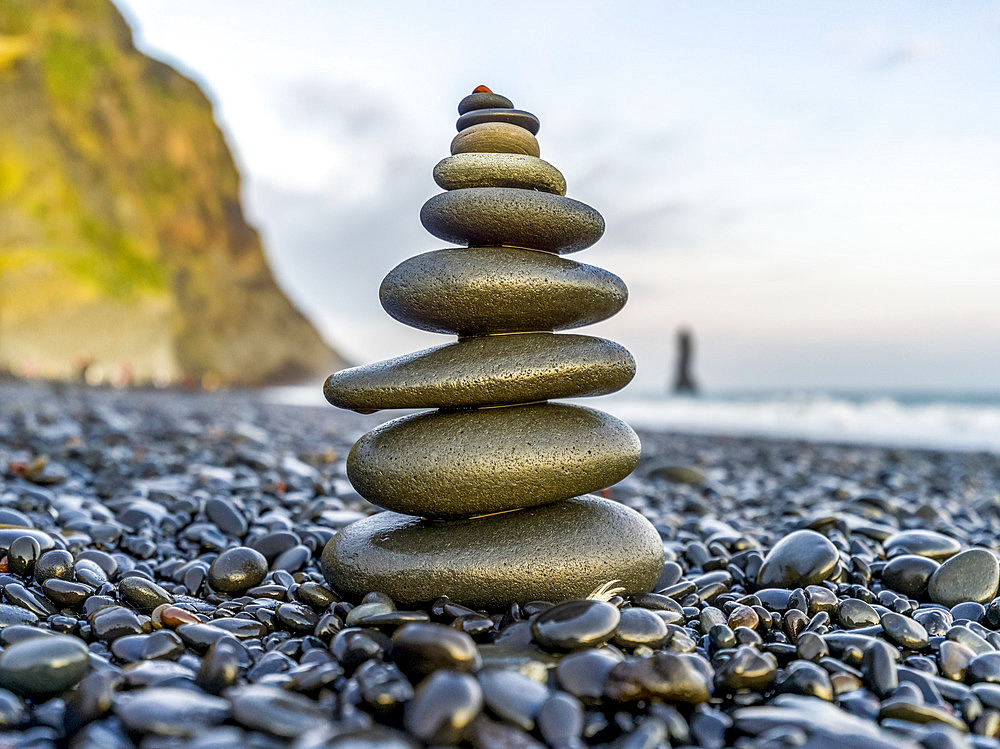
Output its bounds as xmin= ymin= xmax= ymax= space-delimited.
xmin=0 ymin=381 xmax=999 ymax=748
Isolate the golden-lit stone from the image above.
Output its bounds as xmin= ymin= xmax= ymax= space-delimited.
xmin=420 ymin=188 xmax=604 ymax=254
xmin=347 ymin=403 xmax=640 ymax=518
xmin=322 ymin=495 xmax=664 ymax=608
xmin=380 ymin=247 xmax=627 ymax=335
xmin=324 ymin=333 xmax=635 ymax=412
xmin=433 ymin=153 xmax=566 ymax=195
xmin=450 ymin=122 xmax=540 ymax=158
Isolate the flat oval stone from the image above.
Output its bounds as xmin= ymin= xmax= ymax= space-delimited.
xmin=532 ymin=600 xmax=620 ymax=651
xmin=324 ymin=333 xmax=635 ymax=413
xmin=756 ymin=530 xmax=840 ymax=588
xmin=459 ymin=91 xmax=513 ymax=114
xmin=434 ymin=153 xmax=565 ymax=195
xmin=928 ymin=548 xmax=1000 ymax=606
xmin=0 ymin=634 xmax=90 ymax=697
xmin=420 ymin=188 xmax=604 ymax=254
xmin=114 ymin=687 xmax=230 ymax=736
xmin=451 ymin=122 xmax=540 ymax=157
xmin=884 ymin=530 xmax=961 ymax=560
xmin=322 ymin=495 xmax=663 ymax=608
xmin=347 ymin=403 xmax=640 ymax=517
xmin=380 ymin=248 xmax=627 ymax=336
xmin=457 ymin=108 xmax=540 ymax=135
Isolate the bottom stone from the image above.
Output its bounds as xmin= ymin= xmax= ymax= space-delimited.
xmin=321 ymin=496 xmax=664 ymax=609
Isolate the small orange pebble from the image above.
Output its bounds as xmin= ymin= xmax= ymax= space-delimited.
xmin=599 ymin=487 xmax=613 ymax=499
xmin=473 ymin=84 xmax=492 ymax=93
xmin=159 ymin=605 xmax=201 ymax=628
xmin=0 ymin=556 xmax=7 ymax=573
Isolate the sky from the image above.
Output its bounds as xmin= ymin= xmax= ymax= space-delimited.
xmin=113 ymin=0 xmax=1000 ymax=394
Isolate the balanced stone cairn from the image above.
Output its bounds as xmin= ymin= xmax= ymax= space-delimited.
xmin=321 ymin=86 xmax=663 ymax=608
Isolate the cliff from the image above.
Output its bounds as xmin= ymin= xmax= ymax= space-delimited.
xmin=0 ymin=0 xmax=346 ymax=385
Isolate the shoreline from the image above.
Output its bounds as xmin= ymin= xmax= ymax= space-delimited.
xmin=4 ymin=379 xmax=1000 ymax=461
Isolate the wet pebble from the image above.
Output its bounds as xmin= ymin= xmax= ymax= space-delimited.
xmin=756 ymin=530 xmax=839 ymax=588
xmin=0 ymin=633 xmax=90 ymax=697
xmin=206 ymin=547 xmax=268 ymax=593
xmin=532 ymin=599 xmax=620 ymax=651
xmin=928 ymin=549 xmax=1000 ymax=606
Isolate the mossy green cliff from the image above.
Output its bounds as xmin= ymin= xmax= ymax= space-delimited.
xmin=0 ymin=0 xmax=345 ymax=384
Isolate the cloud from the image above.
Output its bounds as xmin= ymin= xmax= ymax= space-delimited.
xmin=870 ymin=37 xmax=941 ymax=72
xmin=276 ymin=78 xmax=399 ymax=136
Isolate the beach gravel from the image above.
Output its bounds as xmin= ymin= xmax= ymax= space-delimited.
xmin=0 ymin=381 xmax=998 ymax=746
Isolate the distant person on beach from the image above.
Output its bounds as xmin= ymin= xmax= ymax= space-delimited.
xmin=673 ymin=326 xmax=698 ymax=395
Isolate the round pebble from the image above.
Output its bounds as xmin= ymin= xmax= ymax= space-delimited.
xmin=756 ymin=530 xmax=840 ymax=588
xmin=0 ymin=634 xmax=90 ymax=697
xmin=207 ymin=547 xmax=268 ymax=593
xmin=928 ymin=549 xmax=1000 ymax=606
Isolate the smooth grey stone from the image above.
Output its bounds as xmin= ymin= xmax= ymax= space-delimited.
xmin=324 ymin=333 xmax=634 ymax=413
xmin=322 ymin=495 xmax=663 ymax=608
xmin=756 ymin=530 xmax=839 ymax=588
xmin=433 ymin=153 xmax=566 ymax=194
xmin=885 ymin=530 xmax=962 ymax=561
xmin=196 ymin=639 xmax=242 ymax=694
xmin=613 ymin=607 xmax=670 ymax=648
xmin=537 ymin=692 xmax=584 ymax=748
xmin=0 ymin=633 xmax=89 ymax=697
xmin=0 ymin=688 xmax=26 ymax=729
xmin=929 ymin=549 xmax=1000 ymax=606
xmin=862 ymin=639 xmax=898 ymax=697
xmin=347 ymin=403 xmax=640 ymax=518
xmin=207 ymin=546 xmax=267 ymax=593
xmin=838 ymin=598 xmax=881 ymax=629
xmin=457 ymin=108 xmax=540 ymax=135
xmin=380 ymin=247 xmax=627 ymax=336
xmin=458 ymin=91 xmax=513 ymax=114
xmin=0 ymin=528 xmax=55 ymax=558
xmin=205 ymin=497 xmax=248 ymax=537
xmin=114 ymin=687 xmax=230 ymax=736
xmin=420 ymin=188 xmax=604 ymax=254
xmin=0 ymin=603 xmax=39 ymax=630
xmin=478 ymin=668 xmax=549 ymax=730
xmin=939 ymin=640 xmax=975 ymax=681
xmin=715 ymin=645 xmax=777 ymax=690
xmin=555 ymin=649 xmax=622 ymax=703
xmin=733 ymin=695 xmax=919 ymax=747
xmin=228 ymin=684 xmax=330 ymax=737
xmin=451 ymin=122 xmax=540 ymax=157
xmin=603 ymin=652 xmax=713 ymax=704
xmin=968 ymin=652 xmax=1000 ymax=684
xmin=882 ymin=555 xmax=940 ymax=598
xmin=532 ymin=600 xmax=620 ymax=651
xmin=881 ymin=612 xmax=929 ymax=650
xmin=774 ymin=660 xmax=833 ymax=701
xmin=404 ymin=670 xmax=482 ymax=745
xmin=91 ymin=606 xmax=143 ymax=641
xmin=389 ymin=623 xmax=481 ymax=681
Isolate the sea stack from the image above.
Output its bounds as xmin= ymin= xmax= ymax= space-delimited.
xmin=321 ymin=86 xmax=663 ymax=608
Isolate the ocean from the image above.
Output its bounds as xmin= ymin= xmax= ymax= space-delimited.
xmin=267 ymin=387 xmax=1000 ymax=455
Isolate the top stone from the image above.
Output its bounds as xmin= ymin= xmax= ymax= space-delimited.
xmin=458 ymin=85 xmax=513 ymax=115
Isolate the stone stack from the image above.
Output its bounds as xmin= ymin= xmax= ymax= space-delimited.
xmin=321 ymin=86 xmax=663 ymax=609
